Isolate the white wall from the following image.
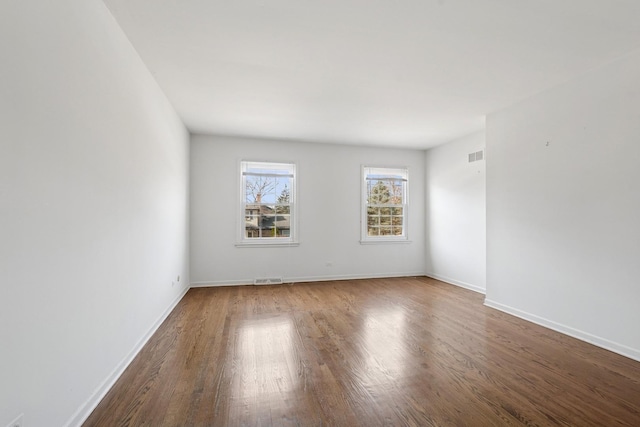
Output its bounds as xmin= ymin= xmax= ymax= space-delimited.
xmin=190 ymin=135 xmax=425 ymax=285
xmin=486 ymin=50 xmax=640 ymax=361
xmin=0 ymin=1 xmax=190 ymax=426
xmin=425 ymin=132 xmax=486 ymax=293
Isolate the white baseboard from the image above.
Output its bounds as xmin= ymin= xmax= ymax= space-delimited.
xmin=286 ymin=271 xmax=426 ymax=284
xmin=65 ymin=286 xmax=190 ymax=427
xmin=190 ymin=279 xmax=254 ymax=287
xmin=190 ymin=271 xmax=427 ymax=287
xmin=425 ymin=272 xmax=486 ymax=294
xmin=484 ymin=299 xmax=640 ymax=363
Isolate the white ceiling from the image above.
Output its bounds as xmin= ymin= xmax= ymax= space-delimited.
xmin=103 ymin=0 xmax=640 ymax=149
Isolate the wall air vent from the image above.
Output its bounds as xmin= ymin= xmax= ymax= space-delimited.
xmin=254 ymin=277 xmax=283 ymax=285
xmin=468 ymin=150 xmax=484 ymax=163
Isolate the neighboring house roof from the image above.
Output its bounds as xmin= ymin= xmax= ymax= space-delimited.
xmin=245 ymin=204 xmax=290 ymax=230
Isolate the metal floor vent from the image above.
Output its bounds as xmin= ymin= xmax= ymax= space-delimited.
xmin=254 ymin=277 xmax=284 ymax=285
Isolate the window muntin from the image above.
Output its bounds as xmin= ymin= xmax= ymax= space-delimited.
xmin=240 ymin=161 xmax=296 ymax=244
xmin=362 ymin=166 xmax=408 ymax=242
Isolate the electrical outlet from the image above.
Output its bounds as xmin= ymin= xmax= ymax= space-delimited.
xmin=177 ymin=275 xmax=180 ymax=282
xmin=7 ymin=413 xmax=23 ymax=427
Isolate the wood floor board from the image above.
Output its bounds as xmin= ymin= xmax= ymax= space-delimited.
xmin=83 ymin=277 xmax=640 ymax=426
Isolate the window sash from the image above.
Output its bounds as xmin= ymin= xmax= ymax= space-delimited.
xmin=362 ymin=166 xmax=408 ymax=242
xmin=239 ymin=161 xmax=296 ymax=245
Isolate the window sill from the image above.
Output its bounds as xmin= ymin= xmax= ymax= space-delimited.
xmin=360 ymin=239 xmax=412 ymax=245
xmin=236 ymin=241 xmax=300 ymax=248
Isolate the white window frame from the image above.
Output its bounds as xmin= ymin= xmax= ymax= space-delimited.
xmin=361 ymin=166 xmax=409 ymax=244
xmin=237 ymin=160 xmax=298 ymax=247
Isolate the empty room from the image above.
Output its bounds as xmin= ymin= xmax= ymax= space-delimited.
xmin=2 ymin=0 xmax=640 ymax=426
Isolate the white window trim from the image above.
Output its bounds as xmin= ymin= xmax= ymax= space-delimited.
xmin=360 ymin=165 xmax=410 ymax=244
xmin=236 ymin=160 xmax=299 ymax=247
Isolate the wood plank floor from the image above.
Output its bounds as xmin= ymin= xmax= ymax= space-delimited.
xmin=83 ymin=277 xmax=640 ymax=426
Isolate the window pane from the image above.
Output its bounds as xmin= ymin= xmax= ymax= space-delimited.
xmin=274 ymin=214 xmax=290 ymax=237
xmin=244 ymin=216 xmax=260 ymax=238
xmin=245 ymin=175 xmax=277 ymax=203
xmin=261 ymin=214 xmax=276 ymax=229
xmin=275 ymin=178 xmax=291 ymax=203
xmin=367 ymin=181 xmax=391 ymax=204
xmin=390 ymin=180 xmax=404 ymax=204
xmin=262 ymin=227 xmax=275 ymax=237
xmin=380 ymin=227 xmax=392 ymax=236
xmin=275 ymin=205 xmax=290 ymax=214
xmin=263 ymin=178 xmax=277 ymax=203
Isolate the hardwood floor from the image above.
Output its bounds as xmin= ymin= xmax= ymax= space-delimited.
xmin=83 ymin=277 xmax=640 ymax=426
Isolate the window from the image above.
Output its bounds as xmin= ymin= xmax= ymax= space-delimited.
xmin=362 ymin=166 xmax=408 ymax=243
xmin=239 ymin=161 xmax=296 ymax=245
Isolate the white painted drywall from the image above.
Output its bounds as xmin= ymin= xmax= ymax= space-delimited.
xmin=425 ymin=132 xmax=486 ymax=293
xmin=0 ymin=1 xmax=190 ymax=425
xmin=486 ymin=50 xmax=640 ymax=361
xmin=190 ymin=135 xmax=426 ymax=285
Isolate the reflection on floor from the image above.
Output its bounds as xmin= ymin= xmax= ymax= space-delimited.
xmin=84 ymin=277 xmax=640 ymax=426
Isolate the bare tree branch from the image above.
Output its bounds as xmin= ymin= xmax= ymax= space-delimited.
xmin=246 ymin=176 xmax=276 ymax=203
